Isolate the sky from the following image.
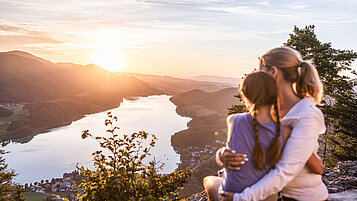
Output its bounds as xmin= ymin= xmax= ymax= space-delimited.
xmin=0 ymin=0 xmax=357 ymax=77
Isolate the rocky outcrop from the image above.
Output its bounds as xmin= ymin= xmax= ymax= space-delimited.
xmin=185 ymin=161 xmax=357 ymax=200
xmin=323 ymin=161 xmax=357 ymax=193
xmin=185 ymin=191 xmax=208 ymax=201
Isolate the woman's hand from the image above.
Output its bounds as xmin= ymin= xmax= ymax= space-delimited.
xmin=219 ymin=147 xmax=248 ymax=171
xmin=219 ymin=191 xmax=234 ymax=201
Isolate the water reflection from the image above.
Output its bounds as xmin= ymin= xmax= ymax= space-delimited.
xmin=2 ymin=95 xmax=190 ymax=184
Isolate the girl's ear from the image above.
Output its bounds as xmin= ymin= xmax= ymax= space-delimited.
xmin=271 ymin=66 xmax=279 ymax=79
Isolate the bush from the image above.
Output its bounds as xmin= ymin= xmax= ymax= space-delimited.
xmin=75 ymin=112 xmax=192 ymax=200
xmin=0 ymin=150 xmax=25 ymax=201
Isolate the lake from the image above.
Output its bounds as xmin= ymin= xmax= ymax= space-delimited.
xmin=2 ymin=95 xmax=191 ymax=184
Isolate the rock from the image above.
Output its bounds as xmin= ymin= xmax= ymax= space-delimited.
xmin=185 ymin=191 xmax=208 ymax=201
xmin=185 ymin=161 xmax=357 ymax=200
xmin=323 ymin=161 xmax=357 ymax=194
xmin=348 ymin=168 xmax=357 ymax=176
xmin=328 ymin=189 xmax=357 ymax=201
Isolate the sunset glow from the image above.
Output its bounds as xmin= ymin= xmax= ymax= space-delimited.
xmin=91 ymin=32 xmax=126 ymax=72
xmin=92 ymin=50 xmax=125 ymax=72
xmin=0 ymin=0 xmax=356 ymax=76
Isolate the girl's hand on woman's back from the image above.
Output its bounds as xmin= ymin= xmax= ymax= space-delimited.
xmin=219 ymin=147 xmax=248 ymax=171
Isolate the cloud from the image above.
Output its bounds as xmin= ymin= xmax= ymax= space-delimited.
xmin=286 ymin=3 xmax=309 ymax=10
xmin=0 ymin=22 xmax=63 ymax=45
xmin=0 ymin=35 xmax=63 ymax=45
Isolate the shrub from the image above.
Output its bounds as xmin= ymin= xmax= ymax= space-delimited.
xmin=0 ymin=150 xmax=25 ymax=201
xmin=75 ymin=112 xmax=192 ymax=200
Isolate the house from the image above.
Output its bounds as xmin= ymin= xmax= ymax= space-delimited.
xmin=51 ymin=186 xmax=58 ymax=192
xmin=30 ymin=185 xmax=45 ymax=193
xmin=63 ymin=181 xmax=72 ymax=188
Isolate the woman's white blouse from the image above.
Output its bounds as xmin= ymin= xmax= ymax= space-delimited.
xmin=229 ymin=97 xmax=329 ymax=201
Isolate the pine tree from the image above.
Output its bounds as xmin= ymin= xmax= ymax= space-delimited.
xmin=285 ymin=25 xmax=357 ymax=166
xmin=0 ymin=150 xmax=25 ymax=201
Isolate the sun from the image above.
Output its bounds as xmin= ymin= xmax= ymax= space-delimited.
xmin=91 ymin=31 xmax=126 ymax=72
xmin=92 ymin=49 xmax=125 ymax=72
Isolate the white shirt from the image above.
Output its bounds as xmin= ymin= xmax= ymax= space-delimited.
xmin=217 ymin=98 xmax=329 ymax=201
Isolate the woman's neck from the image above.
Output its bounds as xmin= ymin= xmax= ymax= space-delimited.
xmin=278 ymin=82 xmax=301 ymax=117
xmin=255 ymin=105 xmax=273 ymax=124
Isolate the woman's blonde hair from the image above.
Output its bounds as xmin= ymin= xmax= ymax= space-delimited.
xmin=259 ymin=47 xmax=323 ymax=104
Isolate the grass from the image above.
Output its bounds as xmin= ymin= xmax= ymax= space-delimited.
xmin=184 ymin=105 xmax=217 ymax=117
xmin=0 ymin=103 xmax=29 ymax=136
xmin=201 ymin=153 xmax=212 ymax=160
xmin=24 ymin=191 xmax=73 ymax=201
xmin=24 ymin=192 xmax=50 ymax=201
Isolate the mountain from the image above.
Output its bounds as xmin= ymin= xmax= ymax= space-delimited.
xmin=0 ymin=51 xmax=159 ymax=103
xmin=170 ymin=87 xmax=241 ymax=114
xmin=0 ymin=50 xmax=160 ymax=142
xmin=4 ymin=50 xmax=53 ymax=65
xmin=117 ymin=72 xmax=231 ymax=94
xmin=188 ymin=75 xmax=240 ymax=88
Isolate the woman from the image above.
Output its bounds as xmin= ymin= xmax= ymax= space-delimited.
xmin=217 ymin=47 xmax=328 ymax=201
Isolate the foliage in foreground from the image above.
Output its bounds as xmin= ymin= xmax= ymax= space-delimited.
xmin=75 ymin=112 xmax=192 ymax=200
xmin=0 ymin=150 xmax=25 ymax=201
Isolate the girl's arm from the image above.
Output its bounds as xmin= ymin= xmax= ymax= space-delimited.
xmin=306 ymin=153 xmax=324 ymax=175
xmin=215 ymin=114 xmax=248 ymax=171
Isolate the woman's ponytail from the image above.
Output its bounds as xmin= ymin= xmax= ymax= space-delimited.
xmin=296 ymin=61 xmax=323 ymax=104
xmin=259 ymin=47 xmax=323 ymax=105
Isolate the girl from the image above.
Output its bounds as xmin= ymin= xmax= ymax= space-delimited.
xmin=222 ymin=71 xmax=285 ymax=200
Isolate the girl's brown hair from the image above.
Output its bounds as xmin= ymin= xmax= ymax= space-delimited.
xmin=240 ymin=71 xmax=281 ymax=171
xmin=259 ymin=47 xmax=323 ymax=104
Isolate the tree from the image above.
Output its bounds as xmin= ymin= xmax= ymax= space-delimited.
xmin=75 ymin=112 xmax=192 ymax=200
xmin=0 ymin=150 xmax=25 ymax=201
xmin=227 ymin=25 xmax=357 ymax=166
xmin=228 ymin=94 xmax=246 ymax=115
xmin=285 ymin=25 xmax=357 ymax=166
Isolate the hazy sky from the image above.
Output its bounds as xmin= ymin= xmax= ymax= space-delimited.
xmin=0 ymin=0 xmax=356 ymax=77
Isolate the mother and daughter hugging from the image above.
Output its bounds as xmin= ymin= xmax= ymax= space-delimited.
xmin=203 ymin=47 xmax=329 ymax=201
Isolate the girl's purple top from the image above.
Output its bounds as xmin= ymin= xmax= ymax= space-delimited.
xmin=222 ymin=113 xmax=285 ymax=193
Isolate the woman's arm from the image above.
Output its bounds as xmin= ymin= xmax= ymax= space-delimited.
xmin=306 ymin=153 xmax=324 ymax=175
xmin=283 ymin=125 xmax=323 ymax=174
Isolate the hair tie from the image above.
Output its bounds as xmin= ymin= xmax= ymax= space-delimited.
xmin=298 ymin=60 xmax=304 ymax=67
xmin=297 ymin=66 xmax=302 ymax=76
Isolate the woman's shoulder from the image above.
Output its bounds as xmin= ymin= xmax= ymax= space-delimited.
xmin=282 ymin=97 xmax=326 ymax=133
xmin=283 ymin=97 xmax=324 ymax=121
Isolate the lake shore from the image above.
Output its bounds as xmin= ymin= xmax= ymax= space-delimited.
xmin=0 ymin=93 xmax=158 ymax=145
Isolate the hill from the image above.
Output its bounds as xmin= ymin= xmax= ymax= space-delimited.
xmin=4 ymin=50 xmax=53 ymax=65
xmin=0 ymin=51 xmax=160 ymax=142
xmin=170 ymin=87 xmax=241 ymax=114
xmin=189 ymin=75 xmax=240 ymax=88
xmin=118 ymin=72 xmax=232 ymax=94
xmin=0 ymin=51 xmax=159 ymax=103
xmin=169 ymin=88 xmax=242 ymax=196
